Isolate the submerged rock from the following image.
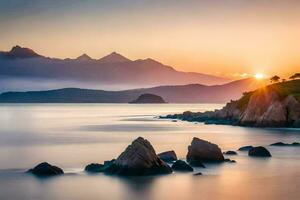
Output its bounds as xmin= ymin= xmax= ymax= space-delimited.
xmin=171 ymin=160 xmax=193 ymax=172
xmin=248 ymin=146 xmax=272 ymax=157
xmin=223 ymin=151 xmax=237 ymax=155
xmin=270 ymin=142 xmax=300 ymax=146
xmin=158 ymin=150 xmax=177 ymax=162
xmin=28 ymin=162 xmax=64 ymax=177
xmin=106 ymin=137 xmax=172 ymax=176
xmin=224 ymin=158 xmax=236 ymax=163
xmin=193 ymin=172 xmax=203 ymax=176
xmin=85 ymin=163 xmax=104 ymax=173
xmin=238 ymin=145 xmax=254 ymax=151
xmin=188 ymin=160 xmax=206 ymax=168
xmin=186 ymin=137 xmax=224 ymax=164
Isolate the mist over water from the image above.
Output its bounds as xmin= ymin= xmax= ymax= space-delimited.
xmin=0 ymin=104 xmax=299 ymax=200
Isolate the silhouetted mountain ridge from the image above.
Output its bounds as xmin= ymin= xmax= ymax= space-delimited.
xmin=0 ymin=78 xmax=265 ymax=103
xmin=0 ymin=45 xmax=230 ymax=90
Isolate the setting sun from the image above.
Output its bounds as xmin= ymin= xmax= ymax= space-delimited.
xmin=254 ymin=73 xmax=264 ymax=79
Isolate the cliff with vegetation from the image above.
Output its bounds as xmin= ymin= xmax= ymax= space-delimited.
xmin=163 ymin=80 xmax=300 ymax=128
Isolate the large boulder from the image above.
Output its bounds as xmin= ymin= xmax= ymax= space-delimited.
xmin=248 ymin=146 xmax=272 ymax=157
xmin=171 ymin=160 xmax=193 ymax=172
xmin=106 ymin=137 xmax=172 ymax=176
xmin=158 ymin=150 xmax=177 ymax=162
xmin=28 ymin=162 xmax=64 ymax=176
xmin=186 ymin=137 xmax=224 ymax=164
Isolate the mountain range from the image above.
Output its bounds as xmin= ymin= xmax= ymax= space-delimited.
xmin=0 ymin=78 xmax=266 ymax=103
xmin=0 ymin=45 xmax=230 ymax=92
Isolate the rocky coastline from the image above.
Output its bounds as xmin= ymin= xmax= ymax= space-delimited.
xmin=161 ymin=80 xmax=300 ymax=128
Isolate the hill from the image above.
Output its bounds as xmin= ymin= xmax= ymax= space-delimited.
xmin=129 ymin=94 xmax=166 ymax=104
xmin=0 ymin=78 xmax=265 ymax=103
xmin=163 ymin=80 xmax=300 ymax=127
xmin=0 ymin=46 xmax=229 ymax=91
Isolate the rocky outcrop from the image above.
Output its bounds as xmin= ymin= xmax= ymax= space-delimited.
xmin=28 ymin=162 xmax=64 ymax=176
xmin=186 ymin=137 xmax=224 ymax=164
xmin=171 ymin=160 xmax=193 ymax=172
xmin=85 ymin=163 xmax=105 ymax=173
xmin=158 ymin=150 xmax=177 ymax=162
xmin=239 ymin=91 xmax=287 ymax=127
xmin=105 ymin=137 xmax=172 ymax=176
xmin=162 ymin=80 xmax=300 ymax=128
xmin=248 ymin=146 xmax=272 ymax=157
xmin=129 ymin=94 xmax=166 ymax=104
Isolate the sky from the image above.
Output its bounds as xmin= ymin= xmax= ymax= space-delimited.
xmin=1 ymin=0 xmax=300 ymax=79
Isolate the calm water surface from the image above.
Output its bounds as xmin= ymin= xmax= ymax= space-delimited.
xmin=0 ymin=104 xmax=299 ymax=200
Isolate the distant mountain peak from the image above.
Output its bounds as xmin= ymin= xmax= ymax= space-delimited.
xmin=98 ymin=52 xmax=131 ymax=63
xmin=76 ymin=53 xmax=92 ymax=61
xmin=0 ymin=45 xmax=41 ymax=59
xmin=9 ymin=45 xmax=41 ymax=58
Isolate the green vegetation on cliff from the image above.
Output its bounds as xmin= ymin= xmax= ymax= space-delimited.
xmin=236 ymin=79 xmax=300 ymax=111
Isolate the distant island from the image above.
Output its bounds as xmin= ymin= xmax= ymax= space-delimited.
xmin=0 ymin=78 xmax=264 ymax=103
xmin=162 ymin=79 xmax=300 ymax=128
xmin=129 ymin=94 xmax=166 ymax=104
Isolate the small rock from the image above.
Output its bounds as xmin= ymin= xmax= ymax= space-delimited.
xmin=223 ymin=151 xmax=237 ymax=155
xmin=270 ymin=142 xmax=287 ymax=146
xmin=248 ymin=146 xmax=272 ymax=157
xmin=28 ymin=162 xmax=64 ymax=177
xmin=158 ymin=150 xmax=177 ymax=162
xmin=171 ymin=160 xmax=193 ymax=172
xmin=186 ymin=137 xmax=224 ymax=164
xmin=193 ymin=172 xmax=202 ymax=176
xmin=85 ymin=163 xmax=104 ymax=173
xmin=224 ymin=158 xmax=236 ymax=163
xmin=292 ymin=142 xmax=300 ymax=146
xmin=238 ymin=145 xmax=254 ymax=151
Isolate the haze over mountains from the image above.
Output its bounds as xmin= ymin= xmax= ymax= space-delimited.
xmin=0 ymin=78 xmax=266 ymax=103
xmin=0 ymin=46 xmax=230 ymax=92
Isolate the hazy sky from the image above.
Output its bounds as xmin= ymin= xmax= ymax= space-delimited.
xmin=1 ymin=0 xmax=300 ymax=78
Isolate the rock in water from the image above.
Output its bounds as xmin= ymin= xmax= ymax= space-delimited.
xmin=85 ymin=163 xmax=104 ymax=173
xmin=158 ymin=150 xmax=177 ymax=162
xmin=129 ymin=94 xmax=166 ymax=104
xmin=248 ymin=146 xmax=272 ymax=157
xmin=238 ymin=145 xmax=254 ymax=151
xmin=223 ymin=151 xmax=237 ymax=155
xmin=171 ymin=160 xmax=193 ymax=172
xmin=186 ymin=137 xmax=224 ymax=164
xmin=107 ymin=137 xmax=172 ymax=176
xmin=28 ymin=162 xmax=64 ymax=176
xmin=270 ymin=142 xmax=300 ymax=146
xmin=193 ymin=172 xmax=203 ymax=176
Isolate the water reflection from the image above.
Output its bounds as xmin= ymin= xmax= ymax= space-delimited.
xmin=0 ymin=104 xmax=299 ymax=200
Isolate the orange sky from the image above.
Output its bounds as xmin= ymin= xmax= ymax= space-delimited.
xmin=1 ymin=0 xmax=300 ymax=79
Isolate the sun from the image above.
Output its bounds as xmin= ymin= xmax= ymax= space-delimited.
xmin=254 ymin=73 xmax=264 ymax=79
